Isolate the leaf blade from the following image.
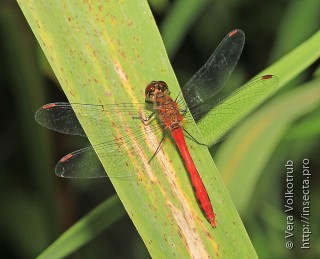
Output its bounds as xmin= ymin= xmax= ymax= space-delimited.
xmin=19 ymin=1 xmax=259 ymax=258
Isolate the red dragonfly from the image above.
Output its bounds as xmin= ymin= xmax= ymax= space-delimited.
xmin=35 ymin=29 xmax=278 ymax=227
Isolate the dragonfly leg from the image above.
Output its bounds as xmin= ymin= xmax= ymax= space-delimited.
xmin=148 ymin=132 xmax=165 ymax=164
xmin=183 ymin=128 xmax=207 ymax=146
xmin=174 ymin=90 xmax=185 ymax=103
xmin=180 ymin=106 xmax=188 ymax=115
xmin=137 ymin=111 xmax=156 ymax=125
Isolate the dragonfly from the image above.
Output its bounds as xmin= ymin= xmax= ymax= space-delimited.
xmin=35 ymin=29 xmax=278 ymax=228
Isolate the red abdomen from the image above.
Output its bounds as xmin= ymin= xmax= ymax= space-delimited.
xmin=171 ymin=127 xmax=216 ymax=227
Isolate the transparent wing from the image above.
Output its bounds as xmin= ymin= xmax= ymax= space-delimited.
xmin=181 ymin=75 xmax=279 ymax=146
xmin=55 ymin=117 xmax=164 ymax=178
xmin=55 ymin=146 xmax=106 ymax=178
xmin=36 ymin=102 xmax=167 ymax=178
xmin=181 ymin=29 xmax=245 ymax=121
xmin=35 ymin=102 xmax=152 ymax=136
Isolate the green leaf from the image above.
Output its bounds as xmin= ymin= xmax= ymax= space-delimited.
xmin=37 ymin=195 xmax=125 ymax=259
xmin=18 ymin=0 xmax=257 ymax=258
xmin=161 ymin=0 xmax=210 ymax=57
xmin=260 ymin=30 xmax=320 ymax=86
xmin=216 ymin=78 xmax=320 ymax=213
xmin=269 ymin=0 xmax=320 ymax=62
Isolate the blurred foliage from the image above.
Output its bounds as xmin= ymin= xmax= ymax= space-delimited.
xmin=0 ymin=0 xmax=319 ymax=258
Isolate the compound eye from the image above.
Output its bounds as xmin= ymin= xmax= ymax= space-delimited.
xmin=145 ymin=82 xmax=157 ymax=102
xmin=149 ymin=89 xmax=155 ymax=98
xmin=145 ymin=84 xmax=154 ymax=97
xmin=147 ymin=88 xmax=155 ymax=99
xmin=158 ymin=81 xmax=168 ymax=92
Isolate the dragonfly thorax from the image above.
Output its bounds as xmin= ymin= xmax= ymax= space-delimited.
xmin=145 ymin=81 xmax=183 ymax=130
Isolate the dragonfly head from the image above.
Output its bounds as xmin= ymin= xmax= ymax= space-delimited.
xmin=145 ymin=81 xmax=169 ymax=103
